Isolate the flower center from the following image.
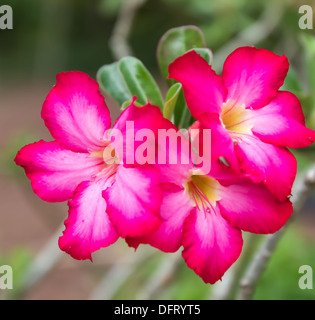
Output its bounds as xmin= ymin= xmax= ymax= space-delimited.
xmin=102 ymin=143 xmax=120 ymax=165
xmin=90 ymin=141 xmax=120 ymax=167
xmin=221 ymin=99 xmax=253 ymax=135
xmin=184 ymin=170 xmax=221 ymax=211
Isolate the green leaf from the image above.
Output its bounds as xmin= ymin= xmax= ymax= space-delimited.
xmin=157 ymin=25 xmax=207 ymax=85
xmin=97 ymin=62 xmax=132 ymax=106
xmin=163 ymin=82 xmax=182 ymax=120
xmin=192 ymin=48 xmax=212 ymax=65
xmin=97 ymin=57 xmax=164 ymax=110
xmin=173 ymin=90 xmax=193 ymax=129
xmin=118 ymin=56 xmax=164 ymax=110
xmin=156 ymin=26 xmax=210 ymax=127
xmin=121 ymin=99 xmax=142 ymax=111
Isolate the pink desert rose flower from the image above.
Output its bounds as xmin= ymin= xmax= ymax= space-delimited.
xmin=13 ymin=47 xmax=308 ymax=285
xmin=169 ymin=47 xmax=315 ymax=201
xmin=127 ymin=124 xmax=293 ymax=284
xmin=14 ymin=71 xmax=165 ymax=260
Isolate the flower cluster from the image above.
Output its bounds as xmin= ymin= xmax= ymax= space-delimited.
xmin=15 ymin=46 xmax=315 ymax=284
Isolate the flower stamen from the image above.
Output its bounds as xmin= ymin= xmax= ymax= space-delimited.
xmin=221 ymin=100 xmax=253 ymax=135
xmin=184 ymin=170 xmax=221 ymax=213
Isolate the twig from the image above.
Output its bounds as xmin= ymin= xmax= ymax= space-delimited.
xmin=16 ymin=224 xmax=64 ymax=298
xmin=208 ymin=260 xmax=238 ymax=300
xmin=33 ymin=0 xmax=72 ymax=79
xmin=89 ymin=246 xmax=155 ymax=300
xmin=109 ymin=0 xmax=148 ymax=60
xmin=212 ymin=2 xmax=285 ymax=71
xmin=136 ymin=250 xmax=182 ymax=300
xmin=208 ymin=233 xmax=260 ymax=300
xmin=237 ymin=164 xmax=315 ymax=300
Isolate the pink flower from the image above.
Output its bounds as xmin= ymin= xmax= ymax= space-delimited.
xmin=14 ymin=71 xmax=165 ymax=260
xmin=13 ymin=46 xmax=311 ymax=285
xmin=127 ymin=124 xmax=293 ymax=284
xmin=168 ymin=47 xmax=315 ymax=201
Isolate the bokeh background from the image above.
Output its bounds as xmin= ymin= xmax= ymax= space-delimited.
xmin=1 ymin=0 xmax=315 ymax=300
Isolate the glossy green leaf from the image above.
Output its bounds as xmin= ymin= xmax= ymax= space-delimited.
xmin=118 ymin=56 xmax=164 ymax=109
xmin=157 ymin=25 xmax=206 ymax=84
xmin=156 ymin=26 xmax=209 ymax=127
xmin=173 ymin=90 xmax=193 ymax=129
xmin=97 ymin=57 xmax=164 ymax=110
xmin=192 ymin=48 xmax=212 ymax=65
xmin=121 ymin=99 xmax=142 ymax=111
xmin=97 ymin=62 xmax=132 ymax=106
xmin=163 ymin=82 xmax=182 ymax=120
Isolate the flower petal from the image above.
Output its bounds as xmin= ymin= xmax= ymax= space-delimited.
xmin=222 ymin=47 xmax=289 ymax=109
xmin=42 ymin=71 xmax=111 ymax=152
xmin=168 ymin=50 xmax=226 ymax=118
xmin=58 ymin=179 xmax=119 ymax=260
xmin=218 ymin=179 xmax=293 ymax=234
xmin=251 ymin=91 xmax=315 ymax=148
xmin=111 ymin=99 xmax=170 ymax=166
xmin=127 ymin=183 xmax=193 ymax=252
xmin=197 ymin=114 xmax=240 ymax=181
xmin=14 ymin=140 xmax=104 ymax=202
xmin=156 ymin=123 xmax=193 ymax=186
xmin=182 ymin=207 xmax=243 ymax=284
xmin=103 ymin=165 xmax=162 ymax=238
xmin=235 ymin=134 xmax=297 ymax=201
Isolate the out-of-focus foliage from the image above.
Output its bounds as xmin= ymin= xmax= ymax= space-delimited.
xmin=100 ymin=227 xmax=315 ymax=300
xmin=2 ymin=0 xmax=313 ymax=82
xmin=255 ymin=227 xmax=315 ymax=300
xmin=0 ymin=248 xmax=32 ymax=299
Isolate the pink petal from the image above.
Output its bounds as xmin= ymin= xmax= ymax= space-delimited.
xmin=251 ymin=91 xmax=315 ymax=148
xmin=168 ymin=50 xmax=226 ymax=118
xmin=58 ymin=178 xmax=119 ymax=260
xmin=111 ymin=99 xmax=170 ymax=166
xmin=197 ymin=114 xmax=240 ymax=181
xmin=218 ymin=179 xmax=293 ymax=234
xmin=42 ymin=71 xmax=111 ymax=153
xmin=14 ymin=140 xmax=104 ymax=202
xmin=235 ymin=134 xmax=297 ymax=201
xmin=222 ymin=47 xmax=289 ymax=109
xmin=127 ymin=183 xmax=193 ymax=252
xmin=156 ymin=124 xmax=193 ymax=186
xmin=182 ymin=207 xmax=243 ymax=284
xmin=103 ymin=165 xmax=162 ymax=238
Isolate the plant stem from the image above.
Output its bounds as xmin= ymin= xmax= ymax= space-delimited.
xmin=237 ymin=165 xmax=315 ymax=300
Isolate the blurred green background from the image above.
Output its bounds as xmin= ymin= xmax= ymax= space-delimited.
xmin=1 ymin=0 xmax=315 ymax=300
